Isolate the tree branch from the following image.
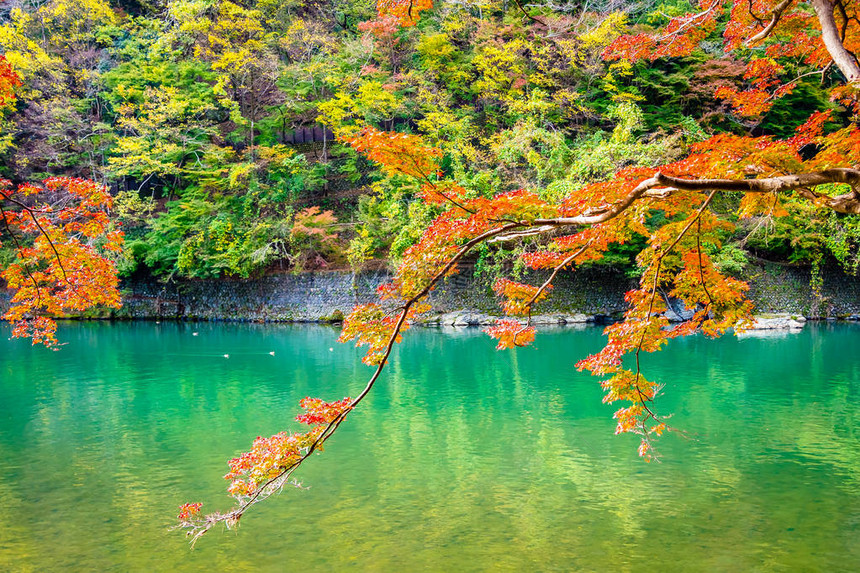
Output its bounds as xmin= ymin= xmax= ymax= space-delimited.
xmin=178 ymin=221 xmax=524 ymax=543
xmin=745 ymin=0 xmax=794 ymax=46
xmin=529 ymin=170 xmax=860 ymax=231
xmin=812 ymin=0 xmax=860 ymax=82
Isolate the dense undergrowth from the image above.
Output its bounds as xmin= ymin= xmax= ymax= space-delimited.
xmin=1 ymin=0 xmax=859 ymax=281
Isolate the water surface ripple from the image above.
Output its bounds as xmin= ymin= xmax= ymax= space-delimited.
xmin=1 ymin=322 xmax=858 ymax=571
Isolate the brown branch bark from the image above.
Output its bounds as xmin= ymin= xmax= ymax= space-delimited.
xmin=812 ymin=0 xmax=860 ymax=82
xmin=529 ymin=170 xmax=860 ymax=231
xmin=745 ymin=0 xmax=795 ymax=46
xmin=490 ymin=169 xmax=860 ymax=245
xmin=652 ymin=170 xmax=860 ymax=213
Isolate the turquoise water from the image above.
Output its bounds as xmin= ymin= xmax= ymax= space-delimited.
xmin=1 ymin=321 xmax=859 ymax=571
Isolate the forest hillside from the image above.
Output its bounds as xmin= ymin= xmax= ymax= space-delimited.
xmin=1 ymin=0 xmax=858 ymax=284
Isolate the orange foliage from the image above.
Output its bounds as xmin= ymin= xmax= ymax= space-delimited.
xmin=493 ymin=278 xmax=549 ymax=316
xmin=0 ymin=55 xmax=21 ymax=108
xmin=345 ymin=127 xmax=442 ymax=179
xmin=291 ymin=206 xmax=338 ymax=245
xmin=357 ymin=14 xmax=403 ymax=40
xmin=376 ymin=0 xmax=433 ymax=27
xmin=483 ymin=319 xmax=536 ymax=350
xmin=338 ymin=118 xmax=812 ymax=460
xmin=605 ymin=0 xmax=860 ymax=117
xmin=177 ymin=503 xmax=202 ymax=520
xmin=1 ymin=177 xmax=123 ymax=346
xmin=221 ymin=397 xmax=352 ymax=500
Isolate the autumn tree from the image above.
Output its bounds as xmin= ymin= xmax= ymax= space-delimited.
xmin=1 ymin=176 xmax=124 ymax=345
xmin=0 ymin=56 xmax=123 ymax=346
xmin=0 ymin=0 xmax=119 ymax=180
xmin=167 ymin=0 xmax=860 ymax=539
xmin=178 ymin=0 xmax=285 ymax=150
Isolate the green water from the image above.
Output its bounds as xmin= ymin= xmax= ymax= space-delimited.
xmin=1 ymin=322 xmax=859 ymax=571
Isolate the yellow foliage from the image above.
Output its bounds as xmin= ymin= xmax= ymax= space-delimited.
xmin=257 ymin=144 xmax=298 ymax=169
xmin=318 ymin=92 xmax=358 ymax=134
xmin=506 ymin=88 xmax=558 ymax=118
xmin=416 ymin=33 xmax=455 ymax=68
xmin=318 ymin=81 xmax=401 ymax=135
xmin=109 ymin=86 xmax=219 ymax=179
xmin=473 ymin=40 xmax=527 ymax=103
xmin=227 ymin=162 xmax=254 ymax=190
xmin=441 ymin=15 xmax=468 ymax=37
xmin=0 ymin=19 xmax=63 ymax=99
xmin=280 ymin=19 xmax=336 ymax=62
xmin=604 ymin=60 xmax=645 ymax=103
xmin=358 ymin=81 xmax=399 ymax=116
xmin=34 ymin=0 xmax=117 ymax=49
xmin=579 ymin=12 xmax=627 ymax=50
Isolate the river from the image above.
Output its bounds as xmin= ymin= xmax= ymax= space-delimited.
xmin=1 ymin=322 xmax=858 ymax=571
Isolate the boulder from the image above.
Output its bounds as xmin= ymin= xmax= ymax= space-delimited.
xmin=664 ymin=298 xmax=696 ymax=322
xmin=747 ymin=314 xmax=806 ymax=330
xmin=437 ymin=311 xmax=498 ymax=326
xmin=559 ymin=313 xmax=593 ymax=324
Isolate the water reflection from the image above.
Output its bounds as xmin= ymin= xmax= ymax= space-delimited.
xmin=0 ymin=322 xmax=858 ymax=571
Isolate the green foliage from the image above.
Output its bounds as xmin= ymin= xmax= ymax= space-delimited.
xmin=711 ymin=244 xmax=749 ymax=277
xmin=415 ymin=33 xmax=473 ymax=98
xmin=487 ymin=118 xmax=573 ymax=185
xmin=347 ymin=176 xmax=435 ymax=265
xmin=743 ymin=199 xmax=826 ymax=264
xmin=759 ymin=81 xmax=833 ymax=138
xmin=126 ymin=187 xmax=291 ymax=279
xmin=473 ymin=242 xmax=523 ymax=281
xmin=824 ymin=212 xmax=860 ymax=275
xmin=0 ymin=0 xmax=846 ymax=280
xmin=548 ymin=103 xmax=686 ymax=190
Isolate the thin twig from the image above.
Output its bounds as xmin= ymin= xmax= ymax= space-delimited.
xmin=181 ymin=221 xmax=524 ymax=541
xmin=634 ymin=190 xmax=718 ymax=424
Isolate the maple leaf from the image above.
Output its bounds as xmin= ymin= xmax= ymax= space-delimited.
xmin=1 ymin=178 xmax=123 ymax=347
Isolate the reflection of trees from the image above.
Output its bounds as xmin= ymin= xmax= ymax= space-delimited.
xmin=330 ymin=326 xmax=860 ymax=569
xmin=2 ymin=324 xmax=860 ymax=569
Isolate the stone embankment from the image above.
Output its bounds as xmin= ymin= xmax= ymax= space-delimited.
xmin=112 ymin=266 xmax=631 ymax=323
xmin=2 ymin=262 xmax=859 ymax=331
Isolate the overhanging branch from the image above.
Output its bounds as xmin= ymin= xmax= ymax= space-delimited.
xmin=745 ymin=0 xmax=795 ymax=46
xmin=529 ymin=169 xmax=860 ymax=232
xmin=491 ymin=169 xmax=860 ymax=245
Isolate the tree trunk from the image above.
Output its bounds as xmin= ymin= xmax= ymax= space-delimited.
xmin=812 ymin=0 xmax=860 ymax=82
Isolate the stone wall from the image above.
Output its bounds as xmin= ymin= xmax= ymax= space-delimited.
xmin=116 ymin=270 xmax=391 ymax=322
xmin=112 ymin=266 xmax=635 ymax=322
xmin=745 ymin=262 xmax=860 ymax=318
xmin=2 ymin=262 xmax=858 ymax=322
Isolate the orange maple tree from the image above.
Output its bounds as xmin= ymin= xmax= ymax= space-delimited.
xmin=1 ymin=177 xmax=124 ymax=346
xmin=0 ymin=60 xmax=123 ymax=346
xmin=0 ymin=55 xmax=22 ymax=108
xmin=177 ymin=1 xmax=860 ymax=539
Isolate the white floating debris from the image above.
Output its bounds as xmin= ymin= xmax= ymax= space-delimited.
xmin=269 ymin=351 xmax=275 ymax=356
xmin=223 ymin=354 xmax=229 ymax=358
xmin=329 ymin=348 xmax=334 ymax=352
xmin=193 ymin=332 xmax=198 ymax=336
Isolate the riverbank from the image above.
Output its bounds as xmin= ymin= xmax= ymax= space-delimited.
xmin=108 ymin=264 xmax=633 ymax=323
xmin=3 ymin=261 xmax=859 ymax=325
